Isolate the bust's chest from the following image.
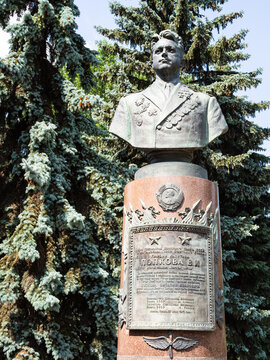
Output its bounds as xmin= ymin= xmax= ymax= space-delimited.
xmin=129 ymin=90 xmax=205 ymax=131
xmin=131 ymin=96 xmax=159 ymax=126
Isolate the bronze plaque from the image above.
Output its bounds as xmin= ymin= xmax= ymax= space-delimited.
xmin=127 ymin=223 xmax=215 ymax=330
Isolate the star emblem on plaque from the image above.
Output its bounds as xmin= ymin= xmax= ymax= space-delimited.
xmin=149 ymin=236 xmax=161 ymax=245
xmin=156 ymin=183 xmax=184 ymax=212
xmin=178 ymin=233 xmax=192 ymax=245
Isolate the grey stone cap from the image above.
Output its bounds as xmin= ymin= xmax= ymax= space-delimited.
xmin=135 ymin=161 xmax=208 ymax=180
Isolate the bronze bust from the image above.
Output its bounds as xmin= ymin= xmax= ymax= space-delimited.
xmin=110 ymin=30 xmax=228 ymax=161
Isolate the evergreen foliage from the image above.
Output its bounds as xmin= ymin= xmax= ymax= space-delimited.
xmin=95 ymin=0 xmax=270 ymax=358
xmin=0 ymin=1 xmax=134 ymax=358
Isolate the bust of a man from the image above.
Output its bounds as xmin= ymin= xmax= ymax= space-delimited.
xmin=110 ymin=30 xmax=228 ymax=159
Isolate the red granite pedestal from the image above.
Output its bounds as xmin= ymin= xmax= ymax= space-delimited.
xmin=117 ymin=175 xmax=227 ymax=360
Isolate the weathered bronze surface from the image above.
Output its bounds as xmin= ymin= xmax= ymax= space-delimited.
xmin=127 ymin=223 xmax=215 ymax=330
xmin=110 ymin=30 xmax=228 ymax=154
xmin=156 ymin=183 xmax=184 ymax=212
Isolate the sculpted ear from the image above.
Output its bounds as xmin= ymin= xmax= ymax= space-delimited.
xmin=180 ymin=54 xmax=185 ymax=68
xmin=151 ymin=34 xmax=159 ymax=68
xmin=151 ymin=34 xmax=160 ymax=51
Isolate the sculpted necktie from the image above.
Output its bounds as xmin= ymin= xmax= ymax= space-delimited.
xmin=164 ymin=83 xmax=172 ymax=100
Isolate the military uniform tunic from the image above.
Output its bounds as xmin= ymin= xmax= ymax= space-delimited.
xmin=110 ymin=80 xmax=228 ymax=150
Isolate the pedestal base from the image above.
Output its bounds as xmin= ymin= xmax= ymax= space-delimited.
xmin=118 ymin=175 xmax=227 ymax=360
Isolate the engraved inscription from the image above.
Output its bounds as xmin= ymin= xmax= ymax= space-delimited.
xmin=127 ymin=224 xmax=215 ymax=330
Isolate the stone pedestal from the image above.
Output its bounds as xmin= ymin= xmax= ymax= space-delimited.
xmin=117 ymin=170 xmax=227 ymax=360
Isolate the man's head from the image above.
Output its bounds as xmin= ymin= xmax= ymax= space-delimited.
xmin=151 ymin=30 xmax=184 ymax=79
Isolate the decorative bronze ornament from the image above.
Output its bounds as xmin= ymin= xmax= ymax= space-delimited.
xmin=119 ymin=199 xmax=224 ymax=329
xmin=143 ymin=333 xmax=199 ymax=359
xmin=127 ymin=223 xmax=215 ymax=331
xmin=156 ymin=183 xmax=184 ymax=211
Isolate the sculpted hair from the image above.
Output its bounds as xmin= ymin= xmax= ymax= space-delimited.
xmin=151 ymin=30 xmax=184 ymax=55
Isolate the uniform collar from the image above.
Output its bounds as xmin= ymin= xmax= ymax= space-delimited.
xmin=154 ymin=77 xmax=182 ymax=89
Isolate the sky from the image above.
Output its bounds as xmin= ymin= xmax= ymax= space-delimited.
xmin=0 ymin=0 xmax=269 ymax=155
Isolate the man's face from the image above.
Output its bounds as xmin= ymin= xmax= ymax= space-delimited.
xmin=152 ymin=38 xmax=183 ymax=76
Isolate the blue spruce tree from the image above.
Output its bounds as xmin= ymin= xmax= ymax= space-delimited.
xmin=0 ymin=0 xmax=131 ymax=358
